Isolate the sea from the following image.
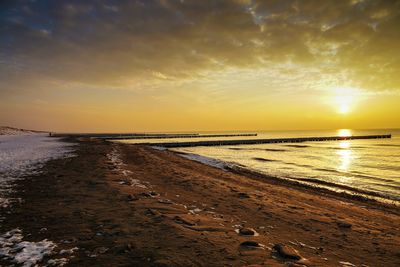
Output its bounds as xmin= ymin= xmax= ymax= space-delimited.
xmin=118 ymin=129 xmax=400 ymax=204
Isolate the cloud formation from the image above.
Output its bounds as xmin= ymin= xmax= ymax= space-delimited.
xmin=0 ymin=0 xmax=399 ymax=92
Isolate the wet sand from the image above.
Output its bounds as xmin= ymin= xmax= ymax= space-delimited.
xmin=1 ymin=139 xmax=399 ymax=266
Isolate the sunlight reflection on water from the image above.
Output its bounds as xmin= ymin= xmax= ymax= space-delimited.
xmin=337 ymin=141 xmax=352 ymax=171
xmin=337 ymin=149 xmax=352 ymax=171
xmin=169 ymin=129 xmax=400 ymax=203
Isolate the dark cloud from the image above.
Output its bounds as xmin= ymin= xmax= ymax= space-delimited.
xmin=1 ymin=0 xmax=399 ymax=90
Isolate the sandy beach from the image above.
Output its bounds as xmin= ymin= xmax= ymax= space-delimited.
xmin=2 ymin=0 xmax=400 ymax=266
xmin=1 ymin=139 xmax=399 ymax=266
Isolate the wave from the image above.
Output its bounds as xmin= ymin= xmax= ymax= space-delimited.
xmin=285 ymin=144 xmax=310 ymax=148
xmin=358 ymin=164 xmax=400 ymax=172
xmin=302 ymin=155 xmax=319 ymax=159
xmin=283 ymin=161 xmax=314 ymax=168
xmin=325 ymin=146 xmax=366 ymax=150
xmin=294 ymin=178 xmax=399 ymax=201
xmin=252 ymin=157 xmax=278 ymax=162
xmin=375 ymin=165 xmax=400 ymax=172
xmin=365 ymin=182 xmax=400 ymax=191
xmin=228 ymin=147 xmax=287 ymax=152
xmin=177 ymin=152 xmax=229 ymax=169
xmin=373 ymin=144 xmax=400 ymax=147
xmin=313 ymin=167 xmax=343 ymax=174
xmin=312 ymin=167 xmax=398 ymax=184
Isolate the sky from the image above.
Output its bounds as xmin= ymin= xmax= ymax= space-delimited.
xmin=0 ymin=0 xmax=399 ymax=132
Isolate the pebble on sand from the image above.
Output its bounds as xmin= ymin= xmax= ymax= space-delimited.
xmin=240 ymin=241 xmax=263 ymax=248
xmin=238 ymin=228 xmax=257 ymax=236
xmin=337 ymin=221 xmax=352 ymax=229
xmin=273 ymin=244 xmax=302 ymax=260
xmin=238 ymin=192 xmax=250 ymax=199
xmin=173 ymin=216 xmax=195 ymax=226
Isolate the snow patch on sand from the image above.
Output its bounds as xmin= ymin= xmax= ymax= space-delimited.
xmin=107 ymin=146 xmax=148 ymax=188
xmin=150 ymin=146 xmax=167 ymax=151
xmin=150 ymin=146 xmax=236 ymax=170
xmin=0 ymin=134 xmax=75 ymax=208
xmin=178 ymin=152 xmax=229 ymax=170
xmin=107 ymin=147 xmax=130 ymax=175
xmin=0 ymin=228 xmax=55 ymax=267
xmin=47 ymin=258 xmax=69 ymax=266
xmin=0 ymin=228 xmax=76 ymax=266
xmin=339 ymin=261 xmax=357 ymax=267
xmin=0 ymin=134 xmax=75 ymax=177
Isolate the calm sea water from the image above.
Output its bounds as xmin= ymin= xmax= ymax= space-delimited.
xmin=119 ymin=129 xmax=400 ymax=203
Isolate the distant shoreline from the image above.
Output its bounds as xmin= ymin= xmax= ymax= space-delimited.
xmin=0 ymin=126 xmax=47 ymax=135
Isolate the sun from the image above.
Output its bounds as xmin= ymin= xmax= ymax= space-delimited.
xmin=337 ymin=95 xmax=353 ymax=114
xmin=334 ymin=87 xmax=357 ymax=114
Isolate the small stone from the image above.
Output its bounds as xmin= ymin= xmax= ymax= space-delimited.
xmin=174 ymin=216 xmax=195 ymax=226
xmin=337 ymin=221 xmax=352 ymax=229
xmin=140 ymin=192 xmax=152 ymax=198
xmin=239 ymin=228 xmax=255 ymax=236
xmin=240 ymin=241 xmax=261 ymax=248
xmin=158 ymin=199 xmax=173 ymax=204
xmin=273 ymin=244 xmax=302 ymax=260
xmin=238 ymin=192 xmax=250 ymax=199
xmin=92 ymin=246 xmax=109 ymax=255
xmin=146 ymin=208 xmax=162 ymax=217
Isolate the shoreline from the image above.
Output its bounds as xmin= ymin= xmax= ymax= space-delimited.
xmin=227 ymin=164 xmax=400 ymax=212
xmin=1 ymin=139 xmax=399 ymax=266
xmin=170 ymin=148 xmax=400 ymax=209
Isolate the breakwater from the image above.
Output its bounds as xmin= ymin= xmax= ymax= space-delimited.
xmin=144 ymin=134 xmax=391 ymax=148
xmin=50 ymin=132 xmax=257 ymax=140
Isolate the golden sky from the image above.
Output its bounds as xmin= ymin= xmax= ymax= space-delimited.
xmin=0 ymin=0 xmax=399 ymax=132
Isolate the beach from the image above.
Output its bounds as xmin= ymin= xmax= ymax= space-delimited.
xmin=2 ymin=1 xmax=400 ymax=266
xmin=1 ymin=138 xmax=399 ymax=266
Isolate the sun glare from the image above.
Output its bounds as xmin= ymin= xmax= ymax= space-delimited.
xmin=334 ymin=87 xmax=358 ymax=114
xmin=338 ymin=129 xmax=352 ymax=137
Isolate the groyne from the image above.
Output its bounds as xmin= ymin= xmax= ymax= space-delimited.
xmin=144 ymin=134 xmax=391 ymax=148
xmin=50 ymin=132 xmax=257 ymax=140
